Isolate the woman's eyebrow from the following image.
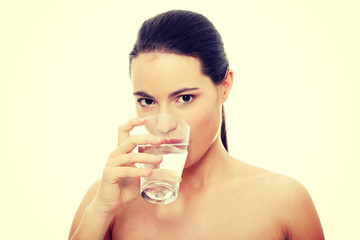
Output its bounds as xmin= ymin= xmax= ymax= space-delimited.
xmin=133 ymin=88 xmax=199 ymax=99
xmin=133 ymin=91 xmax=154 ymax=99
xmin=168 ymin=87 xmax=199 ymax=98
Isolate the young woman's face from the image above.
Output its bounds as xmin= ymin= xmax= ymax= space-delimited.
xmin=131 ymin=53 xmax=224 ymax=167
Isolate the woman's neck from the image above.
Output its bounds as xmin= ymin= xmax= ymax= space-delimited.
xmin=181 ymin=138 xmax=233 ymax=190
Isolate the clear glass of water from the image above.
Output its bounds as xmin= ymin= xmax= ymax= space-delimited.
xmin=135 ymin=114 xmax=190 ymax=205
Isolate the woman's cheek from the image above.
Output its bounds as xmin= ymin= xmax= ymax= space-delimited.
xmin=185 ymin=104 xmax=221 ymax=166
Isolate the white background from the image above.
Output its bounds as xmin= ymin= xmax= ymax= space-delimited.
xmin=1 ymin=0 xmax=359 ymax=239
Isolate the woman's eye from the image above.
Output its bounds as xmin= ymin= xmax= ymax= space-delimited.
xmin=177 ymin=95 xmax=194 ymax=103
xmin=138 ymin=98 xmax=155 ymax=106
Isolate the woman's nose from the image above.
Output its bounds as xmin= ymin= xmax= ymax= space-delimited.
xmin=156 ymin=114 xmax=177 ymax=134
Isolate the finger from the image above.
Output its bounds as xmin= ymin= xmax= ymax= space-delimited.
xmin=110 ymin=134 xmax=163 ymax=157
xmin=107 ymin=152 xmax=163 ymax=167
xmin=117 ymin=117 xmax=146 ymax=146
xmin=118 ymin=134 xmax=163 ymax=154
xmin=102 ymin=166 xmax=152 ymax=183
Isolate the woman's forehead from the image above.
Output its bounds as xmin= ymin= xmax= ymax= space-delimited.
xmin=131 ymin=53 xmax=212 ymax=91
xmin=131 ymin=53 xmax=203 ymax=79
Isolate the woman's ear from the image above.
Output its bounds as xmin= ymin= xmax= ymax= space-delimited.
xmin=220 ymin=69 xmax=234 ymax=103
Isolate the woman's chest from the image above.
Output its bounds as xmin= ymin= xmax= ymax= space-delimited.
xmin=111 ymin=187 xmax=285 ymax=240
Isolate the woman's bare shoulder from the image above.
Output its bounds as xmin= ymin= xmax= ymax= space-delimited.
xmin=228 ymin=158 xmax=317 ymax=215
xmin=256 ymin=171 xmax=324 ymax=239
xmin=69 ymin=179 xmax=102 ymax=238
xmin=229 ymin=159 xmax=324 ymax=239
xmin=229 ymin=158 xmax=306 ymax=192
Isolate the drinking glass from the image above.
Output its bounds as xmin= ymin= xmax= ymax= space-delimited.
xmin=135 ymin=114 xmax=190 ymax=205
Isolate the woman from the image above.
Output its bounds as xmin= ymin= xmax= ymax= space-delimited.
xmin=69 ymin=10 xmax=324 ymax=240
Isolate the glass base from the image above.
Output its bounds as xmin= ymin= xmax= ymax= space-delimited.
xmin=141 ymin=180 xmax=178 ymax=205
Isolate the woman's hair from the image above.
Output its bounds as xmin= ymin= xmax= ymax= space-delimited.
xmin=129 ymin=10 xmax=229 ymax=151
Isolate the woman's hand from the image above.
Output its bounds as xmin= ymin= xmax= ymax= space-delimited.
xmin=91 ymin=117 xmax=163 ymax=215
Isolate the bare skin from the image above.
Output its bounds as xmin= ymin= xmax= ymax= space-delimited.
xmin=69 ymin=53 xmax=324 ymax=240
